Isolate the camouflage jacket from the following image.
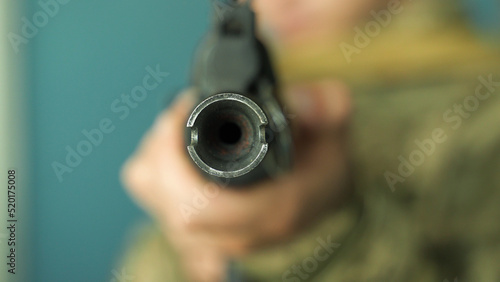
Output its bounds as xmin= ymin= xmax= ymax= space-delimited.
xmin=118 ymin=68 xmax=500 ymax=281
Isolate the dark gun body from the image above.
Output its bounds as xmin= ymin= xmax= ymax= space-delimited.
xmin=186 ymin=1 xmax=292 ymax=186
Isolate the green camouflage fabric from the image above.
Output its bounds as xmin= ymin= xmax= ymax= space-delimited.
xmin=118 ymin=68 xmax=500 ymax=282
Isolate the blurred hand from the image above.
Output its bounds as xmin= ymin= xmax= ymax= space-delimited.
xmin=122 ymin=80 xmax=351 ymax=281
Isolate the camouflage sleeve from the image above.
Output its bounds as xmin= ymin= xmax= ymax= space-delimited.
xmin=114 ymin=222 xmax=186 ymax=282
xmin=415 ymin=79 xmax=500 ymax=281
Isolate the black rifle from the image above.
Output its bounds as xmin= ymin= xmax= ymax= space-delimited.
xmin=186 ymin=0 xmax=292 ymax=186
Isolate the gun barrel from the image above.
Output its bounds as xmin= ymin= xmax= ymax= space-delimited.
xmin=186 ymin=93 xmax=269 ymax=179
xmin=185 ymin=2 xmax=292 ymax=185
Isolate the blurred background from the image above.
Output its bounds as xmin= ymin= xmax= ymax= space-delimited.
xmin=1 ymin=1 xmax=210 ymax=281
xmin=0 ymin=0 xmax=499 ymax=282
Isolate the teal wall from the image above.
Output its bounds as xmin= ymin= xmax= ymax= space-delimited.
xmin=28 ymin=1 xmax=208 ymax=281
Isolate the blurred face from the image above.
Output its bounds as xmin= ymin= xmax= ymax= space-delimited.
xmin=253 ymin=0 xmax=387 ymax=45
